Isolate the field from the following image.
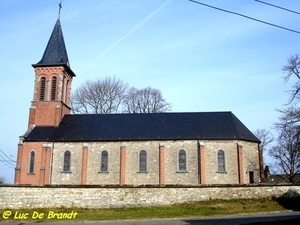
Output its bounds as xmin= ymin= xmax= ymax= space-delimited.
xmin=0 ymin=197 xmax=299 ymax=222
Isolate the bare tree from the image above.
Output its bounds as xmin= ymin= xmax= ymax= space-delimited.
xmin=123 ymin=87 xmax=171 ymax=113
xmin=71 ymin=77 xmax=172 ymax=114
xmin=71 ymin=76 xmax=128 ymax=114
xmin=276 ymin=54 xmax=300 ymax=128
xmin=282 ymin=54 xmax=300 ymax=104
xmin=276 ymin=106 xmax=300 ymax=129
xmin=252 ymin=129 xmax=273 ymax=182
xmin=253 ymin=129 xmax=273 ymax=152
xmin=268 ymin=54 xmax=300 ymax=183
xmin=269 ymin=123 xmax=300 ymax=183
xmin=0 ymin=176 xmax=7 ymax=184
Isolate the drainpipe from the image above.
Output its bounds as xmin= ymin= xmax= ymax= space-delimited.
xmin=49 ymin=141 xmax=54 ymax=185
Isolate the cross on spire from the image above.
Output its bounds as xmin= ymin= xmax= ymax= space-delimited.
xmin=58 ymin=0 xmax=63 ymax=18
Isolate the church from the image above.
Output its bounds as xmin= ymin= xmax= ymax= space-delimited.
xmin=14 ymin=16 xmax=263 ymax=186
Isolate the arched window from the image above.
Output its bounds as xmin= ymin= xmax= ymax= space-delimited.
xmin=51 ymin=76 xmax=57 ymax=101
xmin=63 ymin=151 xmax=71 ymax=172
xmin=100 ymin=150 xmax=109 ymax=172
xmin=139 ymin=150 xmax=147 ymax=172
xmin=28 ymin=151 xmax=35 ymax=174
xmin=65 ymin=80 xmax=70 ymax=104
xmin=178 ymin=149 xmax=187 ymax=172
xmin=39 ymin=77 xmax=46 ymax=101
xmin=217 ymin=150 xmax=226 ymax=172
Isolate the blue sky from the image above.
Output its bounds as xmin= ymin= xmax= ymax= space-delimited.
xmin=0 ymin=0 xmax=299 ymax=183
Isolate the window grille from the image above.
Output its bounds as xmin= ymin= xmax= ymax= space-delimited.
xmin=29 ymin=151 xmax=35 ymax=174
xmin=63 ymin=151 xmax=71 ymax=172
xmin=139 ymin=150 xmax=147 ymax=172
xmin=178 ymin=149 xmax=187 ymax=172
xmin=217 ymin=150 xmax=226 ymax=172
xmin=100 ymin=150 xmax=108 ymax=172
xmin=51 ymin=77 xmax=57 ymax=101
xmin=39 ymin=77 xmax=46 ymax=100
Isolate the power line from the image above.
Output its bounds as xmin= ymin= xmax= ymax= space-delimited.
xmin=255 ymin=0 xmax=300 ymax=16
xmin=0 ymin=149 xmax=16 ymax=162
xmin=188 ymin=0 xmax=300 ymax=35
xmin=0 ymin=155 xmax=15 ymax=166
xmin=0 ymin=160 xmax=15 ymax=169
xmin=0 ymin=149 xmax=16 ymax=169
xmin=0 ymin=156 xmax=15 ymax=169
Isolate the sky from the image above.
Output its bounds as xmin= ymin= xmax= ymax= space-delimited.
xmin=0 ymin=0 xmax=299 ymax=183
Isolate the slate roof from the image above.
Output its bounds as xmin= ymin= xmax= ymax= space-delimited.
xmin=24 ymin=112 xmax=260 ymax=143
xmin=35 ymin=19 xmax=69 ymax=66
xmin=31 ymin=19 xmax=75 ymax=76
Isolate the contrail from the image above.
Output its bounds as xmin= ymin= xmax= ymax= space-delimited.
xmin=84 ymin=0 xmax=172 ymax=70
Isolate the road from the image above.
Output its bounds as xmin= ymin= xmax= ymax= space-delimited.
xmin=1 ymin=211 xmax=300 ymax=225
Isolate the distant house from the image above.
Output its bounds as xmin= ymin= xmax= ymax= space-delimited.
xmin=14 ymin=18 xmax=262 ymax=186
xmin=265 ymin=174 xmax=300 ymax=184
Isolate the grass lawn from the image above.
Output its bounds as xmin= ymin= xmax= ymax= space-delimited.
xmin=0 ymin=197 xmax=299 ymax=222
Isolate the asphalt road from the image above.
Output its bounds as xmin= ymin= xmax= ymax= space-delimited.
xmin=1 ymin=211 xmax=300 ymax=225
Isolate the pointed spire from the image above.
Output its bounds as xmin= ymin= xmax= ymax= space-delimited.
xmin=35 ymin=18 xmax=70 ymax=67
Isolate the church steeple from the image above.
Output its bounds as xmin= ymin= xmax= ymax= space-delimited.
xmin=28 ymin=17 xmax=76 ymax=128
xmin=34 ymin=19 xmax=70 ymax=67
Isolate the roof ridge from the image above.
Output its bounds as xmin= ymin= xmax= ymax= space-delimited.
xmin=64 ymin=111 xmax=233 ymax=117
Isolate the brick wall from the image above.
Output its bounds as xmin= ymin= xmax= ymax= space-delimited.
xmin=0 ymin=185 xmax=299 ymax=209
xmin=15 ymin=142 xmax=47 ymax=185
xmin=28 ymin=66 xmax=73 ymax=128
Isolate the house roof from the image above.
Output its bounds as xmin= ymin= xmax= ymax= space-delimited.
xmin=265 ymin=174 xmax=300 ymax=184
xmin=24 ymin=112 xmax=260 ymax=143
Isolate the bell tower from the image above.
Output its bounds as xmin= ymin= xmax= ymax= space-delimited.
xmin=28 ymin=18 xmax=76 ymax=128
xmin=15 ymin=3 xmax=76 ymax=185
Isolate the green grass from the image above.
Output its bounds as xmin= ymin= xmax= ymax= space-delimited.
xmin=0 ymin=198 xmax=298 ymax=222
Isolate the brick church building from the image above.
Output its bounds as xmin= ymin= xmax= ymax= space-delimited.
xmin=14 ymin=17 xmax=263 ymax=186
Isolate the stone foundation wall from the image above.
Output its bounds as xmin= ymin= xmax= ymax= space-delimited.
xmin=0 ymin=185 xmax=299 ymax=209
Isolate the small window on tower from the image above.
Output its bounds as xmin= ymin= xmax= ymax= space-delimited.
xmin=39 ymin=77 xmax=46 ymax=101
xmin=28 ymin=151 xmax=35 ymax=174
xmin=51 ymin=77 xmax=57 ymax=101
